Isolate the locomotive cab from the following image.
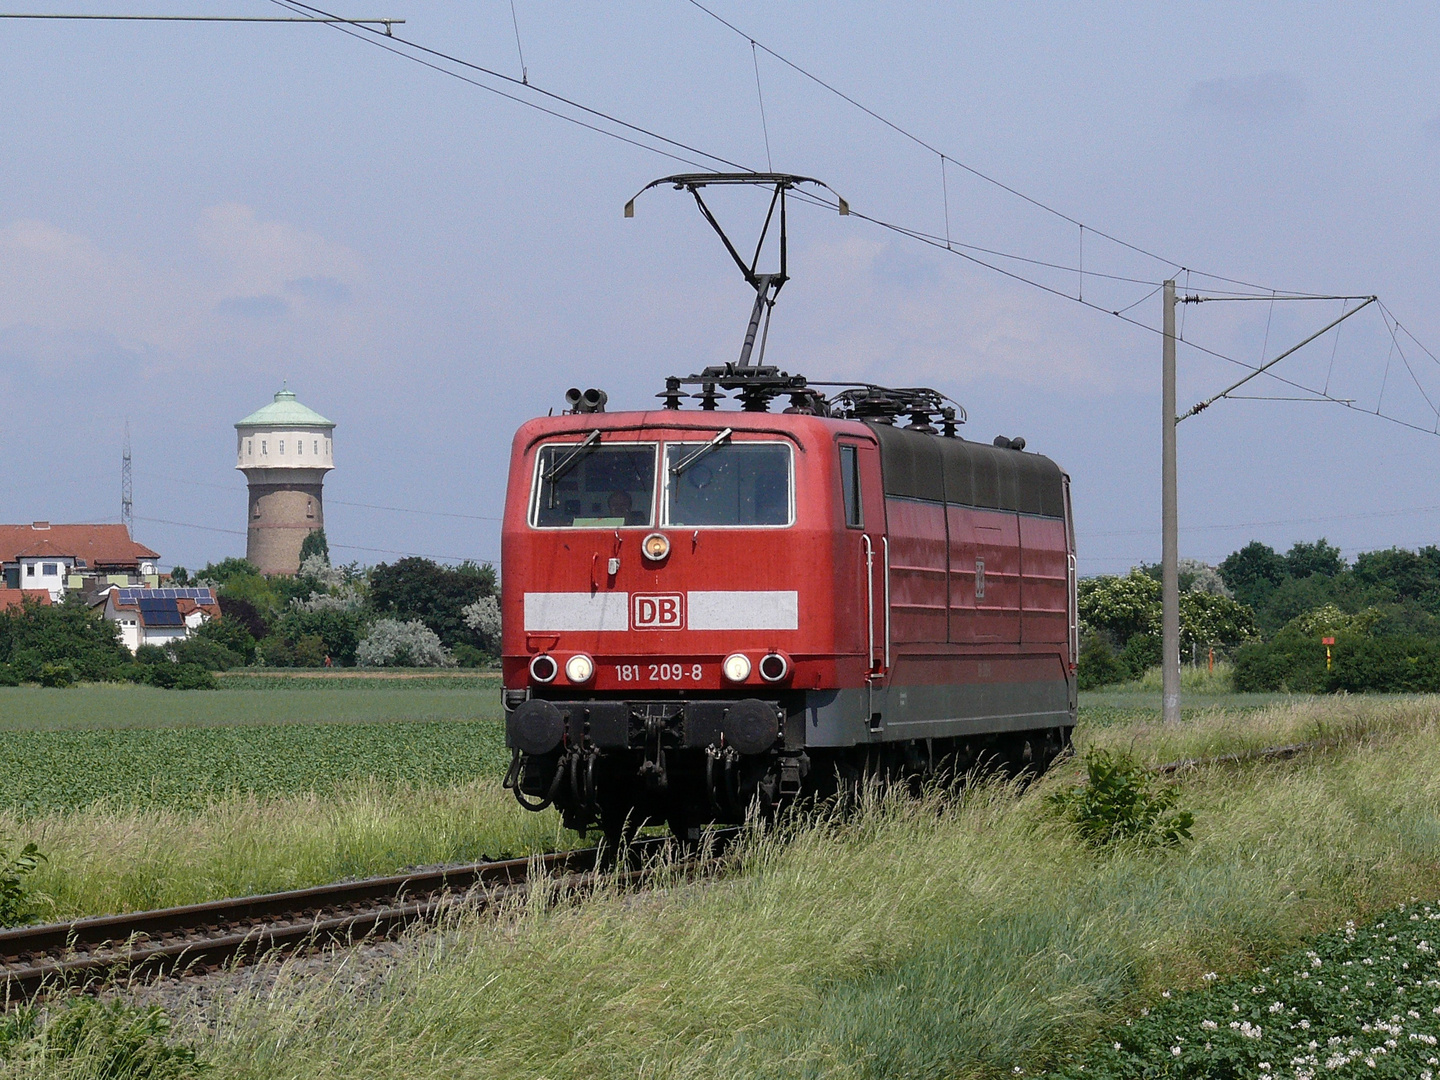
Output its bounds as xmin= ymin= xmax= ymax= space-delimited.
xmin=501 ymin=378 xmax=1077 ymax=839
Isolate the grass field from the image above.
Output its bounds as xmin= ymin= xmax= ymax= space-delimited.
xmin=0 ymin=679 xmax=559 ymax=919
xmin=136 ymin=694 xmax=1439 ymax=1080
xmin=0 ymin=679 xmax=503 ymax=732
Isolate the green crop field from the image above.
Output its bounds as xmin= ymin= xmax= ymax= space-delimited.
xmin=0 ymin=678 xmax=503 ymax=732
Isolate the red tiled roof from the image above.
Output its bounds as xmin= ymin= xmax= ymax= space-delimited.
xmin=0 ymin=524 xmax=159 ymax=569
xmin=0 ymin=588 xmax=52 ymax=612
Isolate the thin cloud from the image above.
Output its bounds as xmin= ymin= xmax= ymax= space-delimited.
xmin=780 ymin=236 xmax=1122 ymax=392
xmin=1186 ymin=72 xmax=1309 ymax=121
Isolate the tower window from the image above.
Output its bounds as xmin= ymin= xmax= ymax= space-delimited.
xmin=313 ymin=440 xmax=318 ymax=454
xmin=280 ymin=440 xmax=285 ymax=455
xmin=306 ymin=500 xmax=315 ymax=519
xmin=25 ymin=564 xmax=34 ymax=577
xmin=262 ymin=441 xmax=267 ymax=454
xmin=247 ymin=440 xmax=252 ymax=455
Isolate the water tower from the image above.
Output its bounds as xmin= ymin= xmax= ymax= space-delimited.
xmin=235 ymin=388 xmax=335 ymax=575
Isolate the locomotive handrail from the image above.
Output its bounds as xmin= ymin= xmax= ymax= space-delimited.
xmin=882 ymin=536 xmax=892 ymax=671
xmin=862 ymin=533 xmax=875 ymax=672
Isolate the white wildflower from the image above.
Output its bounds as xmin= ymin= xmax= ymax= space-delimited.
xmin=1201 ymin=1020 xmax=1218 ymax=1030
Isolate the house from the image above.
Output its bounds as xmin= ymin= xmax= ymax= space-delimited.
xmin=97 ymin=587 xmax=221 ymax=653
xmin=0 ymin=522 xmax=160 ymax=601
xmin=0 ymin=588 xmax=52 ymax=613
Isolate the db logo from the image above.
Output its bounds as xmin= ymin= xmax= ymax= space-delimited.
xmin=632 ymin=592 xmax=684 ymax=630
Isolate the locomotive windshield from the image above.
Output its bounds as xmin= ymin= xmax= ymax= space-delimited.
xmin=663 ymin=442 xmax=792 ymax=526
xmin=531 ymin=442 xmax=657 ymax=528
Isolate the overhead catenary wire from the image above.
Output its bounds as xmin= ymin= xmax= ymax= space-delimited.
xmin=198 ymin=0 xmax=1440 ymax=442
xmin=680 ymin=0 xmax=1344 ymax=299
xmin=268 ymin=0 xmax=749 ymax=172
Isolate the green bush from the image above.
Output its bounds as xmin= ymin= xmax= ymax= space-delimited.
xmin=1077 ymin=637 xmax=1129 ymax=689
xmin=0 ymin=839 xmax=45 ymax=926
xmin=1232 ymin=632 xmax=1327 ymax=692
xmin=142 ymin=662 xmax=217 ymax=691
xmin=134 ymin=644 xmax=170 ymax=667
xmin=1234 ymin=632 xmax=1440 ymax=693
xmin=1047 ymin=748 xmax=1193 ymax=849
xmin=191 ymin=612 xmax=257 ymax=664
xmin=38 ymin=660 xmax=76 ymax=688
xmin=1328 ymin=636 xmax=1440 ymax=693
xmin=279 ymin=607 xmax=365 ymax=666
xmin=167 ymin=636 xmax=242 ymax=671
xmin=257 ymin=634 xmax=295 ymax=667
xmin=0 ymin=662 xmax=22 ymax=687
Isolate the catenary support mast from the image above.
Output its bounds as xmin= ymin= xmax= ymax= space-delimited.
xmin=1162 ymin=280 xmax=1180 ymax=724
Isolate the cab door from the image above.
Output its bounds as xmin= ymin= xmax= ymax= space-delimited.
xmin=839 ymin=439 xmax=887 ymax=681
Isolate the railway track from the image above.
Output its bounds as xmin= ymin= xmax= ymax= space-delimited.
xmin=0 ymin=834 xmax=713 ymax=1003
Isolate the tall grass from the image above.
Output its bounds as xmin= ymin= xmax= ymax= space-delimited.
xmin=1 ymin=780 xmax=569 ymax=920
xmin=1079 ymin=692 xmax=1440 ymax=764
xmin=181 ymin=709 xmax=1440 ymax=1080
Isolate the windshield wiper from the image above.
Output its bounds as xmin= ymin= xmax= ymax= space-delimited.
xmin=670 ymin=428 xmax=732 ymax=475
xmin=544 ymin=431 xmax=602 ymax=506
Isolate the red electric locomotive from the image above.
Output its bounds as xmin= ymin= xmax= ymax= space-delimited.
xmin=501 ymin=174 xmax=1078 ymax=837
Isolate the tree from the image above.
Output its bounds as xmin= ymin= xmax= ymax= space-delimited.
xmin=369 ymin=558 xmax=497 ymax=649
xmin=217 ymin=595 xmax=268 ymax=642
xmin=298 ymin=528 xmax=330 ymax=564
xmin=1352 ymin=546 xmax=1440 ymax=604
xmin=191 ymin=614 xmax=258 ymax=665
xmin=1284 ymin=538 xmax=1345 ymax=580
xmin=0 ymin=597 xmax=129 ymax=682
xmin=1218 ymin=542 xmax=1288 ymax=610
xmin=1178 ymin=591 xmax=1258 ymax=649
xmin=277 ymin=607 xmax=366 ymax=666
xmin=169 ymin=566 xmax=191 ymax=586
xmin=1078 ymin=571 xmax=1160 ymax=647
xmin=196 ymin=558 xmax=262 ymax=585
xmin=356 ymin=618 xmax=454 ymax=667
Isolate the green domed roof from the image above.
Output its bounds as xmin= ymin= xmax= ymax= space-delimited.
xmin=235 ymin=388 xmax=335 ymax=430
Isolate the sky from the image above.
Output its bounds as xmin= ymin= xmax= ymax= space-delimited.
xmin=1 ymin=1 xmax=1437 ymax=576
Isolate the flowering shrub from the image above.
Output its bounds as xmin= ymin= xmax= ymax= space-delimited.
xmin=461 ymin=595 xmax=501 ymax=654
xmin=1047 ymin=748 xmax=1194 ymax=849
xmin=356 ymin=618 xmax=455 ymax=668
xmin=1045 ymin=904 xmax=1440 ymax=1078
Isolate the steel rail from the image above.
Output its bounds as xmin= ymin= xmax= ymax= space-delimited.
xmin=1 ymin=833 xmax=722 ymax=1002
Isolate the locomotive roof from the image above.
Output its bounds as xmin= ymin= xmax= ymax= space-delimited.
xmin=868 ymin=422 xmax=1066 ymax=518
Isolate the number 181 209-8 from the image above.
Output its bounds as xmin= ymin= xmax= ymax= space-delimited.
xmin=615 ymin=663 xmax=702 ymax=682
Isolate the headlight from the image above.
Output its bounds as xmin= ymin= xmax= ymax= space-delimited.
xmin=529 ymin=654 xmax=558 ymax=684
xmin=642 ymin=532 xmax=670 ymax=561
xmin=758 ymin=652 xmax=789 ymax=682
xmin=722 ymin=652 xmax=752 ymax=682
xmin=565 ymin=653 xmax=595 ymax=683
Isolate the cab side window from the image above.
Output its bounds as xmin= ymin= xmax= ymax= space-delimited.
xmin=839 ymin=444 xmax=862 ymax=528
